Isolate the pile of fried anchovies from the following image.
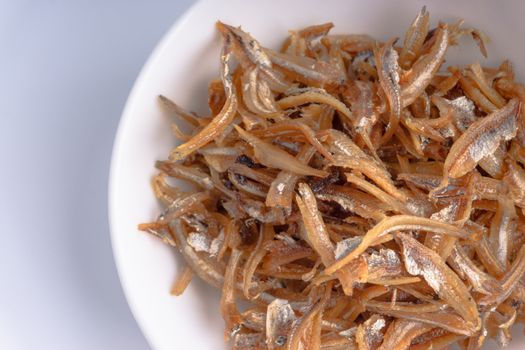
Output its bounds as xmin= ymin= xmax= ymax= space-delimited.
xmin=139 ymin=7 xmax=525 ymax=350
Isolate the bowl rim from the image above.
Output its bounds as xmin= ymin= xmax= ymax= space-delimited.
xmin=107 ymin=0 xmax=204 ymax=347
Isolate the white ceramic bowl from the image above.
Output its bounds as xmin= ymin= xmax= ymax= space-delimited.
xmin=109 ymin=0 xmax=525 ymax=348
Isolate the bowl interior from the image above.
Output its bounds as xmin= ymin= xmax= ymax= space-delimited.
xmin=110 ymin=0 xmax=525 ymax=349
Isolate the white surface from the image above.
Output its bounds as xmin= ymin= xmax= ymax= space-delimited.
xmin=110 ymin=1 xmax=525 ymax=350
xmin=0 ymin=1 xmax=194 ymax=349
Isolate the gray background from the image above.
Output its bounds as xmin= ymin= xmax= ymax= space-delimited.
xmin=0 ymin=1 xmax=195 ymax=348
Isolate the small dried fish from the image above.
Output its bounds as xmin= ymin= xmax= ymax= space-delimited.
xmin=375 ymin=38 xmax=402 ymax=145
xmin=232 ymin=332 xmax=266 ymax=350
xmin=221 ymin=248 xmax=244 ymax=339
xmin=397 ymin=172 xmax=500 ymax=201
xmin=378 ymin=320 xmax=433 ymax=350
xmin=170 ymin=266 xmax=193 ymax=296
xmin=467 ymin=62 xmax=506 ymax=108
xmin=241 ymin=67 xmax=279 ymax=115
xmin=277 ymin=88 xmax=354 ymax=123
xmin=395 ymin=233 xmax=480 ymax=331
xmin=489 ymin=193 xmax=516 ymax=269
xmin=410 ymin=332 xmax=465 ymax=350
xmin=346 ymin=81 xmax=378 ymax=155
xmin=457 ymin=70 xmax=498 ymax=113
xmin=334 ymin=237 xmax=363 ymax=261
xmin=448 ymin=243 xmax=502 ymax=296
xmin=156 ymin=161 xmax=214 ymax=190
xmin=316 ymin=186 xmax=387 ymax=221
xmin=266 ymin=299 xmax=296 ymax=349
xmin=266 ymin=49 xmax=345 ymax=88
xmin=251 ymin=120 xmax=333 ymax=160
xmin=399 ymin=6 xmax=430 ymax=69
xmin=170 ymin=39 xmax=238 ymax=160
xmin=355 ymin=315 xmax=386 ymax=350
xmin=296 ymin=183 xmax=365 ymax=295
xmin=344 ymin=172 xmax=409 ymax=214
xmin=235 ymin=125 xmax=328 ymax=177
xmin=326 ymin=129 xmax=408 ymax=202
xmin=478 ymin=142 xmax=506 ymax=178
xmin=431 ymin=95 xmax=477 ymax=133
xmin=266 ymin=145 xmax=316 ymax=210
xmin=366 ymin=248 xmax=404 ymax=281
xmin=437 ymin=99 xmax=520 ymax=188
xmin=287 ymin=284 xmax=332 ymax=350
xmin=169 ymin=219 xmax=225 ymax=289
xmin=401 ymin=24 xmax=449 ymax=107
xmin=239 ymin=197 xmax=287 ymax=224
xmin=366 ymin=302 xmax=476 ymax=336
xmin=504 ymin=157 xmax=525 ymax=206
xmin=150 ymin=173 xmax=182 ymax=207
xmin=159 ymin=94 xmax=203 ymax=127
xmin=138 ymin=222 xmax=175 ymax=246
xmin=479 ymin=246 xmax=525 ymax=308
xmin=162 ymin=191 xmax=211 ymax=222
xmin=216 ymin=22 xmax=290 ymax=92
xmin=324 ymin=34 xmax=375 ymax=53
xmin=243 ymin=224 xmax=274 ymax=299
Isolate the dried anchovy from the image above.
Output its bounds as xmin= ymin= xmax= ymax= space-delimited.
xmin=375 ymin=38 xmax=401 ymax=145
xmin=139 ymin=8 xmax=525 ymax=350
xmin=439 ymin=99 xmax=520 ymax=186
